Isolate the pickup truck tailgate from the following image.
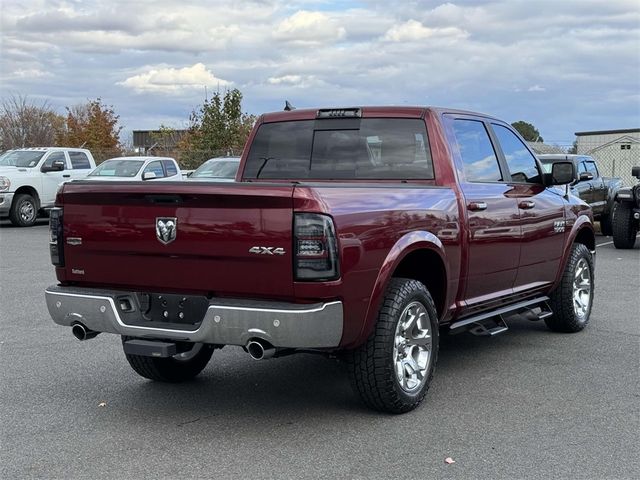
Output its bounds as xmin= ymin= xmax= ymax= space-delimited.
xmin=59 ymin=182 xmax=295 ymax=297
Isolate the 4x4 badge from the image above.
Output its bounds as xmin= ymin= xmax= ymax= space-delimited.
xmin=156 ymin=217 xmax=177 ymax=244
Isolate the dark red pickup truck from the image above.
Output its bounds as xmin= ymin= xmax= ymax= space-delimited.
xmin=45 ymin=107 xmax=595 ymax=413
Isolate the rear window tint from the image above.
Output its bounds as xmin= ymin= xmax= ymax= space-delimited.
xmin=162 ymin=160 xmax=178 ymax=176
xmin=244 ymin=119 xmax=433 ymax=180
xmin=69 ymin=151 xmax=91 ymax=169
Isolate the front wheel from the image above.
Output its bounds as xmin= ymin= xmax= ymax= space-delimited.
xmin=122 ymin=337 xmax=215 ymax=382
xmin=612 ymin=202 xmax=638 ymax=249
xmin=9 ymin=193 xmax=38 ymax=227
xmin=546 ymin=243 xmax=594 ymax=333
xmin=348 ymin=278 xmax=439 ymax=414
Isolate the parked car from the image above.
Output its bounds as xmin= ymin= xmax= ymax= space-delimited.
xmin=86 ymin=157 xmax=180 ymax=181
xmin=187 ymin=157 xmax=240 ymax=181
xmin=0 ymin=147 xmax=96 ymax=226
xmin=538 ymin=154 xmax=623 ymax=235
xmin=45 ymin=106 xmax=595 ymax=414
xmin=612 ymin=166 xmax=640 ymax=248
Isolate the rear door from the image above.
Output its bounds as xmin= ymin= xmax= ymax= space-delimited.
xmin=60 ymin=182 xmax=295 ymax=297
xmin=67 ymin=151 xmax=93 ymax=181
xmin=583 ymin=158 xmax=606 ymax=214
xmin=489 ymin=123 xmax=566 ymax=294
xmin=448 ymin=116 xmax=521 ymax=310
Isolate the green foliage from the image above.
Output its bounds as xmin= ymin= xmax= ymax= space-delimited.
xmin=567 ymin=140 xmax=578 ymax=154
xmin=511 ymin=120 xmax=543 ymax=143
xmin=179 ymin=88 xmax=256 ymax=168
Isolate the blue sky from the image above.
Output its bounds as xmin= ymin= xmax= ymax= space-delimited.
xmin=1 ymin=0 xmax=639 ymax=147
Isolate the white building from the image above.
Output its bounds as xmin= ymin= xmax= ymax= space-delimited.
xmin=575 ymin=128 xmax=639 ymax=185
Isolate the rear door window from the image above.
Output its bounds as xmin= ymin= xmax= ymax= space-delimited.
xmin=69 ymin=151 xmax=91 ymax=169
xmin=452 ymin=119 xmax=502 ymax=182
xmin=244 ymin=118 xmax=433 ymax=180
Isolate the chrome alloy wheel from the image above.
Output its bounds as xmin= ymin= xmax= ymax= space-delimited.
xmin=573 ymin=257 xmax=591 ymax=320
xmin=19 ymin=200 xmax=35 ymax=222
xmin=393 ymin=301 xmax=433 ymax=393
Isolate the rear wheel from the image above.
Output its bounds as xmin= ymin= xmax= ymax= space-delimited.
xmin=546 ymin=243 xmax=594 ymax=333
xmin=348 ymin=278 xmax=439 ymax=414
xmin=612 ymin=202 xmax=638 ymax=249
xmin=122 ymin=337 xmax=214 ymax=382
xmin=9 ymin=193 xmax=38 ymax=227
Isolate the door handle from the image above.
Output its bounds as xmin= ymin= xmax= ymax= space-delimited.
xmin=467 ymin=202 xmax=487 ymax=211
xmin=63 ymin=174 xmax=71 ymax=178
xmin=518 ymin=200 xmax=535 ymax=210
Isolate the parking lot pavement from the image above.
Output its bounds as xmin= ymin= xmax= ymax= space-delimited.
xmin=1 ymin=221 xmax=638 ymax=480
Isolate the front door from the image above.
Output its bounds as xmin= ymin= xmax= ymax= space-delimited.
xmin=40 ymin=151 xmax=70 ymax=206
xmin=489 ymin=123 xmax=566 ymax=293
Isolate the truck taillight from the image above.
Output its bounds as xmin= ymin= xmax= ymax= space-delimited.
xmin=49 ymin=207 xmax=64 ymax=266
xmin=294 ymin=213 xmax=339 ymax=281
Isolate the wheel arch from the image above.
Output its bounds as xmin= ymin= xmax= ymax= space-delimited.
xmin=553 ymin=218 xmax=595 ymax=289
xmin=356 ymin=231 xmax=448 ymax=347
xmin=13 ymin=185 xmax=41 ymax=209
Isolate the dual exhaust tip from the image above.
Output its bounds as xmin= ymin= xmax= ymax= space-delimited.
xmin=71 ymin=324 xmax=275 ymax=361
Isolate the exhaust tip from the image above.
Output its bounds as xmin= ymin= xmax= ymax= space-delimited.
xmin=246 ymin=339 xmax=276 ymax=360
xmin=247 ymin=340 xmax=265 ymax=360
xmin=72 ymin=323 xmax=88 ymax=341
xmin=71 ymin=323 xmax=99 ymax=341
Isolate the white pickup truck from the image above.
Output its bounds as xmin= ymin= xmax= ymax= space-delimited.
xmin=0 ymin=147 xmax=96 ymax=226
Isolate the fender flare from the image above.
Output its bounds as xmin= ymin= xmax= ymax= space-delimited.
xmin=554 ymin=216 xmax=595 ymax=288
xmin=355 ymin=231 xmax=448 ymax=346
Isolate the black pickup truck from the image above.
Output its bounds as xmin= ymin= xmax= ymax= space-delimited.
xmin=538 ymin=154 xmax=623 ymax=235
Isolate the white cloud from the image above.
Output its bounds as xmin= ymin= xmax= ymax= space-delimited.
xmin=118 ymin=63 xmax=230 ymax=94
xmin=383 ymin=19 xmax=469 ymax=42
xmin=528 ymin=85 xmax=546 ymax=92
xmin=274 ymin=10 xmax=346 ymax=44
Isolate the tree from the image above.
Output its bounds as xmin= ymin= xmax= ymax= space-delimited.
xmin=0 ymin=94 xmax=65 ymax=149
xmin=180 ymin=88 xmax=256 ymax=168
xmin=511 ymin=120 xmax=543 ymax=142
xmin=58 ymin=98 xmax=122 ymax=161
xmin=567 ymin=140 xmax=578 ymax=154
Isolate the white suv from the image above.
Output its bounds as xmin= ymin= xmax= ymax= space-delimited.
xmin=0 ymin=147 xmax=96 ymax=226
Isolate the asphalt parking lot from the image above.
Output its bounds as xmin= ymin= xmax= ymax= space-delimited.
xmin=1 ymin=219 xmax=638 ymax=479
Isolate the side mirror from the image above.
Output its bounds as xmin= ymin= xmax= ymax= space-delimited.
xmin=142 ymin=171 xmax=157 ymax=180
xmin=544 ymin=161 xmax=575 ymax=186
xmin=632 ymin=166 xmax=640 ymax=179
xmin=41 ymin=160 xmax=65 ymax=173
xmin=579 ymin=172 xmax=594 ymax=181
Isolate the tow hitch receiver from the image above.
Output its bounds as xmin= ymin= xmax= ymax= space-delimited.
xmin=123 ymin=339 xmax=177 ymax=358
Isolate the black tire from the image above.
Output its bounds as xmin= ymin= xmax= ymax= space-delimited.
xmin=9 ymin=193 xmax=38 ymax=227
xmin=122 ymin=337 xmax=214 ymax=382
xmin=612 ymin=202 xmax=638 ymax=249
xmin=599 ymin=213 xmax=612 ymax=237
xmin=546 ymin=243 xmax=594 ymax=333
xmin=348 ymin=278 xmax=439 ymax=414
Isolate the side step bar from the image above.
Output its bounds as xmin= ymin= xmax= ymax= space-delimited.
xmin=449 ymin=296 xmax=551 ymax=335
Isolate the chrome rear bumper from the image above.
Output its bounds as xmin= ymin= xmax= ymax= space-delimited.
xmin=45 ymin=285 xmax=343 ymax=348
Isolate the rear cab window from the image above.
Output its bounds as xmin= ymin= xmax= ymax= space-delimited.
xmin=243 ymin=118 xmax=434 ymax=180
